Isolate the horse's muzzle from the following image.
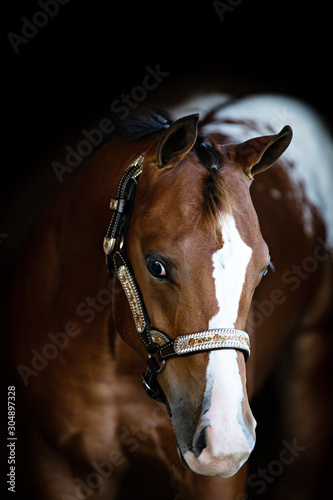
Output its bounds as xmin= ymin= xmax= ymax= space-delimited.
xmin=180 ymin=421 xmax=256 ymax=478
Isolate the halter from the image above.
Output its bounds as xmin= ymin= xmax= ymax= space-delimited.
xmin=103 ymin=153 xmax=250 ymax=405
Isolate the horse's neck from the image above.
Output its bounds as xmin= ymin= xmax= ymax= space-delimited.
xmin=12 ymin=136 xmax=152 ymax=364
xmin=50 ymin=136 xmax=154 ymax=345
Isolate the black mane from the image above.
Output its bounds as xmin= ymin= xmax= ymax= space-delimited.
xmin=121 ymin=110 xmax=223 ymax=171
xmin=120 ymin=108 xmax=232 ymax=228
xmin=195 ymin=136 xmax=223 ymax=170
xmin=119 ymin=109 xmax=173 ymax=140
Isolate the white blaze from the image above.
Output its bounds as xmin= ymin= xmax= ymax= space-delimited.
xmin=209 ymin=213 xmax=252 ymax=330
xmin=188 ymin=214 xmax=255 ymax=475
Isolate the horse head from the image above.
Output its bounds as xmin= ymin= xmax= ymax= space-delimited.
xmin=112 ymin=113 xmax=292 ymax=478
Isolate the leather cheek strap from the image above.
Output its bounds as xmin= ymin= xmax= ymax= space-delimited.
xmin=112 ymin=251 xmax=156 ymax=354
xmin=111 ymin=252 xmax=251 ymax=405
xmin=104 ymin=153 xmax=250 ymax=407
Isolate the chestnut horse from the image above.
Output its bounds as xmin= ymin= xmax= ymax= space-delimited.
xmin=11 ymin=94 xmax=333 ymax=499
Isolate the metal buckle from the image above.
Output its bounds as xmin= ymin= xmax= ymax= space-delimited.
xmin=150 ymin=355 xmax=166 ymax=374
xmin=103 ymin=237 xmax=116 ymax=256
xmin=141 ymin=358 xmax=166 ymax=403
xmin=103 ymin=154 xmax=144 ymax=263
xmin=141 ymin=374 xmax=162 ymax=400
xmin=109 ymin=198 xmax=118 ymax=211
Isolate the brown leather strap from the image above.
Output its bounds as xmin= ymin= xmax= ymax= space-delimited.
xmin=104 ymin=153 xmax=250 ymax=406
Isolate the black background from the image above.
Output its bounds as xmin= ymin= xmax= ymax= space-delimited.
xmin=2 ymin=1 xmax=332 ymax=498
xmin=3 ymin=0 xmax=332 ymax=204
xmin=3 ymin=0 xmax=332 ymax=275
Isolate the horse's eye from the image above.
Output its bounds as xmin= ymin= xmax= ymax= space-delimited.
xmin=262 ymin=260 xmax=274 ymax=278
xmin=262 ymin=265 xmax=269 ymax=278
xmin=146 ymin=257 xmax=167 ymax=280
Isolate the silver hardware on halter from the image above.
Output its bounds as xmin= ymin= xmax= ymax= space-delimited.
xmin=173 ymin=329 xmax=250 ymax=357
xmin=155 ymin=360 xmax=166 ymax=374
xmin=103 ymin=153 xmax=145 ymax=260
xmin=119 ymin=234 xmax=125 ymax=251
xmin=103 ymin=237 xmax=116 ymax=255
xmin=103 ymin=151 xmax=251 ymax=404
xmin=150 ymin=328 xmax=250 ymax=360
xmin=109 ymin=199 xmax=119 ymax=210
xmin=147 ymin=353 xmax=166 ymax=374
xmin=117 ymin=264 xmax=146 ymax=334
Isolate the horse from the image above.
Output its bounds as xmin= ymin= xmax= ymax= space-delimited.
xmin=10 ymin=93 xmax=333 ymax=499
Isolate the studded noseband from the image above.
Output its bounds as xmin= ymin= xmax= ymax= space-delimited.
xmin=103 ymin=154 xmax=250 ymax=404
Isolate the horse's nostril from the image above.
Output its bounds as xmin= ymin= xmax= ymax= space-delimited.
xmin=193 ymin=426 xmax=207 ymax=458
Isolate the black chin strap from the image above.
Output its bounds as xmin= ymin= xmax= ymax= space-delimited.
xmin=103 ymin=154 xmax=250 ymax=405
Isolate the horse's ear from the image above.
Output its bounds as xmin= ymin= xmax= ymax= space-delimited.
xmin=235 ymin=126 xmax=293 ymax=178
xmin=156 ymin=114 xmax=199 ymax=168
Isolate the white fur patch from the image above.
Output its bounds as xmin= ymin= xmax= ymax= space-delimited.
xmin=204 ymin=214 xmax=254 ymax=468
xmin=209 ymin=213 xmax=252 ymax=329
xmin=199 ymin=94 xmax=333 ymax=247
xmin=204 ymin=350 xmax=253 ymax=461
xmin=171 ymin=93 xmax=333 ymax=247
xmin=179 ymin=178 xmax=256 ymax=477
